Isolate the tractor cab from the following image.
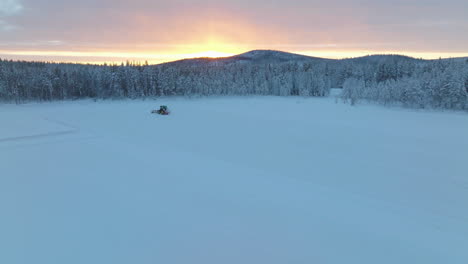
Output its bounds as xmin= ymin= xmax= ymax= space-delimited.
xmin=152 ymin=105 xmax=170 ymax=115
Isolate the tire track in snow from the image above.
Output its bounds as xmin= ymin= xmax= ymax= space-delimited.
xmin=0 ymin=130 xmax=77 ymax=143
xmin=0 ymin=117 xmax=79 ymax=143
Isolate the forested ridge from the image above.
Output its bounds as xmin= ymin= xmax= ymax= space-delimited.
xmin=1 ymin=51 xmax=467 ymax=110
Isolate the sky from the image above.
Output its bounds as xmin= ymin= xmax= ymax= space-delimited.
xmin=0 ymin=0 xmax=467 ymax=64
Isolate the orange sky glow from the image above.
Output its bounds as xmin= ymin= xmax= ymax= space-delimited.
xmin=1 ymin=48 xmax=467 ymax=65
xmin=1 ymin=0 xmax=467 ymax=64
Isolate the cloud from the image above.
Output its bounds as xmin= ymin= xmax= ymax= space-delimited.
xmin=0 ymin=0 xmax=23 ymax=16
xmin=0 ymin=19 xmax=18 ymax=31
xmin=0 ymin=0 xmax=23 ymax=32
xmin=0 ymin=40 xmax=65 ymax=46
xmin=1 ymin=0 xmax=468 ymax=59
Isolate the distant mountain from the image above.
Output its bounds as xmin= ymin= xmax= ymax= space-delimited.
xmin=233 ymin=50 xmax=328 ymax=63
xmin=159 ymin=50 xmax=467 ymax=67
xmin=158 ymin=50 xmax=329 ymax=67
xmin=343 ymin=54 xmax=424 ymax=64
xmin=441 ymin=57 xmax=468 ymax=63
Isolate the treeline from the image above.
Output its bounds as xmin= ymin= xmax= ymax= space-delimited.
xmin=341 ymin=58 xmax=468 ymax=110
xmin=0 ymin=59 xmax=333 ymax=103
xmin=1 ymin=56 xmax=467 ymax=111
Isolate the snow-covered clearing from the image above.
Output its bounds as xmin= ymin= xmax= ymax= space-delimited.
xmin=1 ymin=97 xmax=467 ymax=264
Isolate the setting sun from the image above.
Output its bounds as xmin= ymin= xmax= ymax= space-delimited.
xmin=185 ymin=50 xmax=235 ymax=59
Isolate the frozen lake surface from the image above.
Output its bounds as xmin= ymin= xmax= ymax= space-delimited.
xmin=1 ymin=97 xmax=467 ymax=264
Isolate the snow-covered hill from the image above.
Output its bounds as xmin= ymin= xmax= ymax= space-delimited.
xmin=160 ymin=50 xmax=466 ymax=67
xmin=343 ymin=54 xmax=423 ymax=64
xmin=160 ymin=50 xmax=330 ymax=66
xmin=1 ymin=97 xmax=467 ymax=264
xmin=234 ymin=49 xmax=326 ymax=63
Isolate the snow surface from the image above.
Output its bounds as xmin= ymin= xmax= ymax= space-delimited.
xmin=1 ymin=97 xmax=468 ymax=264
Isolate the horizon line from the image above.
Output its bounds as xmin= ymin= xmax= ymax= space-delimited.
xmin=1 ymin=49 xmax=467 ymax=66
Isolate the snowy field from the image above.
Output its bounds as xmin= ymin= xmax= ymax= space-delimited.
xmin=1 ymin=97 xmax=468 ymax=264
